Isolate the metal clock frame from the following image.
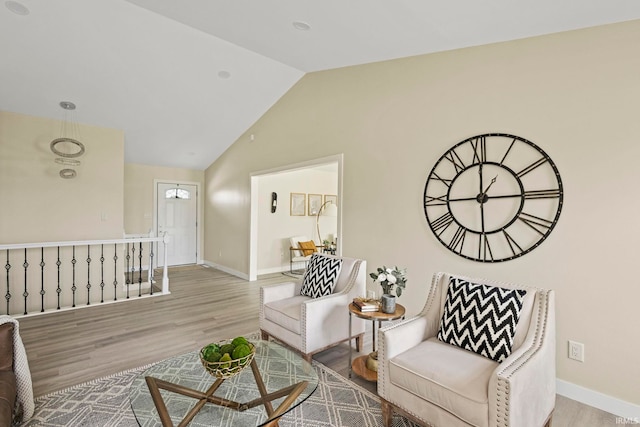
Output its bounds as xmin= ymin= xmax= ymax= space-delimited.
xmin=423 ymin=133 xmax=563 ymax=262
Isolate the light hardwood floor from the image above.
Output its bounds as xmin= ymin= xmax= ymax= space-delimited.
xmin=18 ymin=265 xmax=618 ymax=425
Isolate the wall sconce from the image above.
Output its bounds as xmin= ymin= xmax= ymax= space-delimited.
xmin=271 ymin=192 xmax=278 ymax=213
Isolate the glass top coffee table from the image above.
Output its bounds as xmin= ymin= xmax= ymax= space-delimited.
xmin=129 ymin=340 xmax=318 ymax=427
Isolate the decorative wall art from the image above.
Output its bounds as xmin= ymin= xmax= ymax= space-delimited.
xmin=308 ymin=194 xmax=323 ymax=216
xmin=290 ymin=193 xmax=306 ymax=216
xmin=324 ymin=194 xmax=337 ymax=207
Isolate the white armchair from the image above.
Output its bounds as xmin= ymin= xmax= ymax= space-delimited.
xmin=378 ymin=272 xmax=555 ymax=427
xmin=260 ymin=254 xmax=367 ymax=362
xmin=288 ymin=235 xmax=317 ymax=273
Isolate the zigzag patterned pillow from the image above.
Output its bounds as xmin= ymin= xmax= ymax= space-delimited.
xmin=437 ymin=277 xmax=526 ymax=363
xmin=300 ymin=253 xmax=343 ymax=298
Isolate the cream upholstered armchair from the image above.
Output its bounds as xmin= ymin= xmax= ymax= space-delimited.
xmin=260 ymin=253 xmax=366 ymax=362
xmin=378 ymin=272 xmax=555 ymax=427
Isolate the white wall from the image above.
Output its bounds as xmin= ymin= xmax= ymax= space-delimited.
xmin=256 ymin=165 xmax=338 ymax=274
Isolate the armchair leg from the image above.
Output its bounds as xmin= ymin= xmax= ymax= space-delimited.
xmin=355 ymin=333 xmax=364 ymax=352
xmin=380 ymin=399 xmax=393 ymax=427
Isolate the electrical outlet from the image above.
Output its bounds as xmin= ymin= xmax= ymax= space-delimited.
xmin=568 ymin=340 xmax=585 ymax=362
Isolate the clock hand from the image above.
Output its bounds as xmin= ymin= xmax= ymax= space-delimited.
xmin=447 ymin=195 xmax=480 ymax=202
xmin=485 ymin=193 xmax=523 ymax=200
xmin=482 ymin=175 xmax=498 ymax=194
xmin=478 ymin=163 xmax=484 ymax=195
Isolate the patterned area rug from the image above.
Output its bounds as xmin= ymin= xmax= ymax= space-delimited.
xmin=22 ymin=354 xmax=417 ymax=427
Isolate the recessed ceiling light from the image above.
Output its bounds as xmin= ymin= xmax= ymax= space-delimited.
xmin=217 ymin=70 xmax=231 ymax=79
xmin=292 ymin=21 xmax=311 ymax=31
xmin=5 ymin=1 xmax=29 ymax=15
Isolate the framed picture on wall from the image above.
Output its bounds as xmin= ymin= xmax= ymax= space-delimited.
xmin=290 ymin=193 xmax=306 ymax=216
xmin=308 ymin=194 xmax=323 ymax=216
xmin=324 ymin=194 xmax=337 ymax=207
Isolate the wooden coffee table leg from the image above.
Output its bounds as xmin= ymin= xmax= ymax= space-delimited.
xmin=264 ymin=381 xmax=308 ymax=425
xmin=146 ymin=377 xmax=174 ymax=427
xmin=145 ymin=359 xmax=310 ymax=427
xmin=250 ymin=358 xmax=275 ymax=416
xmin=146 ymin=376 xmax=236 ymax=427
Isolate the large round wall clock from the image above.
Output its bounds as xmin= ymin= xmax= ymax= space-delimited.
xmin=423 ymin=133 xmax=563 ymax=262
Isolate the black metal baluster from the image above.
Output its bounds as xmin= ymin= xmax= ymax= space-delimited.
xmin=149 ymin=242 xmax=155 ymax=295
xmin=138 ymin=242 xmax=143 ymax=297
xmin=100 ymin=244 xmax=105 ymax=303
xmin=56 ymin=247 xmax=61 ymax=310
xmin=125 ymin=243 xmax=131 ymax=285
xmin=5 ymin=251 xmax=11 ymax=315
xmin=113 ymin=244 xmax=118 ymax=301
xmin=22 ymin=248 xmax=29 ymax=315
xmin=86 ymin=245 xmax=91 ymax=305
xmin=71 ymin=246 xmax=77 ymax=308
xmin=40 ymin=247 xmax=46 ymax=312
xmin=128 ymin=244 xmax=135 ymax=299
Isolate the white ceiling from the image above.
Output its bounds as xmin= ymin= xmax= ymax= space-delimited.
xmin=2 ymin=1 xmax=640 ymax=170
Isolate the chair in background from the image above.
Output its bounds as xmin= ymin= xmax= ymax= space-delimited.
xmin=288 ymin=235 xmax=318 ymax=273
xmin=261 ymin=253 xmax=367 ymax=362
xmin=378 ymin=272 xmax=555 ymax=427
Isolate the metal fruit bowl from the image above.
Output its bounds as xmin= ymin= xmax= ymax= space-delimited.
xmin=199 ymin=340 xmax=256 ymax=379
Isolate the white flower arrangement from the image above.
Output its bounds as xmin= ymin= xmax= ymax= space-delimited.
xmin=369 ymin=266 xmax=407 ymax=297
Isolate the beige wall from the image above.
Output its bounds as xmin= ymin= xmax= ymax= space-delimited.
xmin=124 ymin=163 xmax=204 ymax=235
xmin=205 ymin=21 xmax=640 ymax=405
xmin=0 ymin=110 xmax=124 ymax=243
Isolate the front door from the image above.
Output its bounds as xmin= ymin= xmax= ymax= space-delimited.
xmin=157 ymin=182 xmax=198 ymax=266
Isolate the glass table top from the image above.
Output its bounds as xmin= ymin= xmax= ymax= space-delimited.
xmin=129 ymin=340 xmax=318 ymax=427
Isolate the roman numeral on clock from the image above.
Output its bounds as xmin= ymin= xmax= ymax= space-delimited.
xmin=523 ymin=189 xmax=561 ymax=199
xmin=429 ymin=172 xmax=452 ymax=188
xmin=478 ymin=233 xmax=494 ymax=261
xmin=431 ymin=212 xmax=454 ymax=234
xmin=502 ymin=229 xmax=523 ymax=257
xmin=518 ymin=212 xmax=552 ymax=235
xmin=425 ymin=194 xmax=448 ymax=206
xmin=448 ymin=226 xmax=466 ymax=252
xmin=444 ymin=149 xmax=466 ymax=173
xmin=517 ymin=157 xmax=548 ymax=178
xmin=471 ymin=136 xmax=487 ymax=164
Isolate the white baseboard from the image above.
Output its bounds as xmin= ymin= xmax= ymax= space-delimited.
xmin=257 ymin=265 xmax=291 ymax=275
xmin=557 ymin=379 xmax=640 ymax=420
xmin=201 ymin=260 xmax=249 ymax=280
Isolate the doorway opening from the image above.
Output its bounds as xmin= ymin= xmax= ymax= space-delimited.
xmin=249 ymin=154 xmax=343 ymax=281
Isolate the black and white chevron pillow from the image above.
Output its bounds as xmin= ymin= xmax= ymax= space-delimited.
xmin=437 ymin=277 xmax=526 ymax=363
xmin=300 ymin=254 xmax=343 ymax=298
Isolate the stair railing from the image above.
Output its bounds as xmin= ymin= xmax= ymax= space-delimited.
xmin=0 ymin=235 xmax=169 ymax=317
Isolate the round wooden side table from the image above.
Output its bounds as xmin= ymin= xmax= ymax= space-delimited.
xmin=348 ymin=302 xmax=405 ymax=382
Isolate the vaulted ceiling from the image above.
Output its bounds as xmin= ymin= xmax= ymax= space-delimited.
xmin=2 ymin=1 xmax=640 ymax=170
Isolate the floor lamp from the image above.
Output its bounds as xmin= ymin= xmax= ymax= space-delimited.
xmin=316 ymin=201 xmax=338 ymax=246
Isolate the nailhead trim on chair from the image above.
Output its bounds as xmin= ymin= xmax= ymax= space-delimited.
xmin=380 ymin=273 xmax=553 ymax=427
xmin=377 ymin=272 xmax=440 ymax=400
xmin=301 ymin=259 xmax=362 ymax=354
xmin=495 ymin=290 xmax=551 ymax=427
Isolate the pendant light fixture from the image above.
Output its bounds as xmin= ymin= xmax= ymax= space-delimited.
xmin=50 ymin=101 xmax=85 ymax=179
